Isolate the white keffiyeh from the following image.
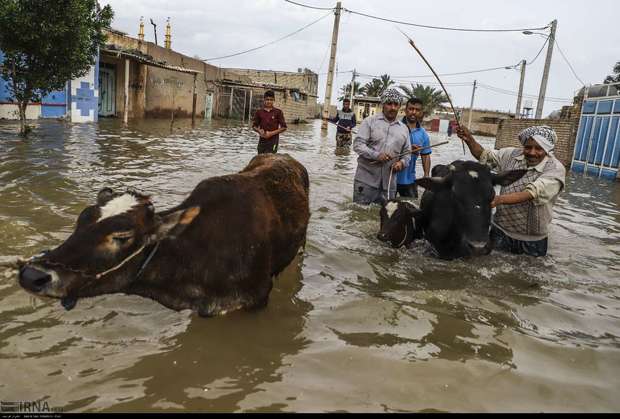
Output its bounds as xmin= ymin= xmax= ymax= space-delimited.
xmin=518 ymin=125 xmax=557 ymax=154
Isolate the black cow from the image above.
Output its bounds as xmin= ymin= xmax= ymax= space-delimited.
xmin=18 ymin=154 xmax=310 ymax=317
xmin=378 ymin=160 xmax=526 ymax=260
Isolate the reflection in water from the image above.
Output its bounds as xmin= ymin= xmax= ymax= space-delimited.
xmin=1 ymin=118 xmax=620 ymax=412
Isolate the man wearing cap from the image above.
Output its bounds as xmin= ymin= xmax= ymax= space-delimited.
xmin=352 ymin=89 xmax=411 ymax=205
xmin=456 ymin=125 xmax=566 ymax=257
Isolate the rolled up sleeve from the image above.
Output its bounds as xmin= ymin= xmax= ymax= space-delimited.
xmin=525 ymin=177 xmax=563 ymax=205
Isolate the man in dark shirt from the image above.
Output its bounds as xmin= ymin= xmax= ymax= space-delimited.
xmin=252 ymin=90 xmax=287 ymax=154
xmin=330 ymin=98 xmax=357 ymax=148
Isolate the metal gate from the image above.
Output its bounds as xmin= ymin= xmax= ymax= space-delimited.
xmin=571 ymin=82 xmax=620 ymax=179
xmin=217 ymin=86 xmax=253 ymax=122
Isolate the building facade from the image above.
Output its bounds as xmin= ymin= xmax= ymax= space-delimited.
xmin=571 ymin=82 xmax=620 ymax=179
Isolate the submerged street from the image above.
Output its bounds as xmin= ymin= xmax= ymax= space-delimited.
xmin=1 ymin=118 xmax=619 ymax=412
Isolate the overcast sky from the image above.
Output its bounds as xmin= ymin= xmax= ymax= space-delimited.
xmin=100 ymin=0 xmax=619 ymax=116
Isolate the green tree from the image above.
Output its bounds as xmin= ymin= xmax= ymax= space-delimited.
xmin=399 ymin=83 xmax=449 ymax=116
xmin=362 ymin=74 xmax=395 ymax=97
xmin=338 ymin=81 xmax=365 ymax=101
xmin=363 ymin=78 xmax=383 ymax=97
xmin=604 ymin=61 xmax=620 ymax=84
xmin=0 ymin=0 xmax=113 ymax=134
xmin=379 ymin=73 xmax=394 ymax=93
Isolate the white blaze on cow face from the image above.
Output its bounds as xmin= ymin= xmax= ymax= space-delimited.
xmin=99 ymin=194 xmax=140 ymax=221
xmin=386 ymin=201 xmax=399 ymax=219
xmin=468 ymin=170 xmax=479 ymax=179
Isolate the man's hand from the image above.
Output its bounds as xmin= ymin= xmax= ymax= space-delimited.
xmin=392 ymin=161 xmax=405 ymax=172
xmin=346 ymin=127 xmax=351 ymax=132
xmin=490 ymin=195 xmax=503 ymax=209
xmin=456 ymin=126 xmax=475 ymax=144
xmin=262 ymin=130 xmax=272 ymax=139
xmin=377 ymin=153 xmax=392 ymax=162
xmin=411 ymin=145 xmax=422 ymax=156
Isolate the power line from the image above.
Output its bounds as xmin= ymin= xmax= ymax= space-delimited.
xmin=342 ymin=7 xmax=550 ymax=33
xmin=388 ymin=64 xmax=521 ymax=79
xmin=478 ymin=83 xmax=571 ymax=103
xmin=284 ymin=0 xmax=334 ymax=11
xmin=553 ymin=38 xmax=586 ymax=86
xmin=202 ymin=11 xmax=332 ymax=61
xmin=526 ymin=36 xmax=549 ymax=66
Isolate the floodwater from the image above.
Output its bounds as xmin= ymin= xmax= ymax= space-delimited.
xmin=0 ymin=117 xmax=619 ymax=413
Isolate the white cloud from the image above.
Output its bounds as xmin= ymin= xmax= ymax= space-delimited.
xmin=100 ymin=0 xmax=620 ymax=115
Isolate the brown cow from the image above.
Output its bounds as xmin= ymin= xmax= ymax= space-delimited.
xmin=18 ymin=154 xmax=310 ymax=317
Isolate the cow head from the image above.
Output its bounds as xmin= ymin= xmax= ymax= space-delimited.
xmin=18 ymin=188 xmax=200 ymax=310
xmin=377 ymin=199 xmax=424 ymax=248
xmin=417 ymin=161 xmax=526 ymax=255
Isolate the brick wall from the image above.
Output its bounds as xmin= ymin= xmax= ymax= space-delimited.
xmin=222 ymin=68 xmax=318 ymax=95
xmin=495 ymin=118 xmax=578 ymax=167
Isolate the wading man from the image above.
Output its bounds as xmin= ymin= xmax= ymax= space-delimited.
xmin=252 ymin=90 xmax=287 ymax=154
xmin=330 ymin=98 xmax=357 ymax=148
xmin=396 ymin=97 xmax=431 ymax=199
xmin=457 ymin=125 xmax=566 ymax=257
xmin=352 ymin=89 xmax=411 ymax=205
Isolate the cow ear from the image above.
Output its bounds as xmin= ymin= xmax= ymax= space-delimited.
xmin=492 ymin=169 xmax=528 ymax=187
xmin=153 ymin=206 xmax=201 ymax=240
xmin=416 ymin=176 xmax=450 ymax=191
xmin=97 ymin=188 xmax=115 ymax=206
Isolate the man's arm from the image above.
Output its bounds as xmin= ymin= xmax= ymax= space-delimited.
xmin=353 ymin=119 xmax=383 ymax=161
xmin=421 ymin=131 xmax=431 ymax=177
xmin=456 ymin=126 xmax=484 ymax=160
xmin=393 ymin=133 xmax=412 ymax=172
xmin=421 ymin=154 xmax=431 ymax=178
xmin=252 ymin=112 xmax=265 ymax=137
xmin=264 ymin=110 xmax=287 ymax=139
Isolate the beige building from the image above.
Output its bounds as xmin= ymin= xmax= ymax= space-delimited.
xmin=100 ymin=29 xmax=220 ymax=121
xmin=219 ymin=68 xmax=319 ymax=123
xmin=99 ymin=29 xmax=319 ymax=124
xmin=352 ymin=96 xmax=381 ymax=122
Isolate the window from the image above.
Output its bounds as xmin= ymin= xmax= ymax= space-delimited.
xmin=614 ymin=99 xmax=620 ymax=114
xmin=582 ymin=101 xmax=596 ymax=114
xmin=597 ymin=100 xmax=613 ymax=114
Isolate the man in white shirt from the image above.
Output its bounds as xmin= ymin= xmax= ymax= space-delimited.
xmin=456 ymin=125 xmax=566 ymax=256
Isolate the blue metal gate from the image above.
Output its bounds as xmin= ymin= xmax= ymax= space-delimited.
xmin=572 ymin=83 xmax=620 ymax=179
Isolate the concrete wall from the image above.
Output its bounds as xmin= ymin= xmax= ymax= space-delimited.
xmin=222 ymin=68 xmax=318 ymax=121
xmin=495 ymin=119 xmax=578 ymax=167
xmin=222 ymin=68 xmax=318 ymax=95
xmin=103 ymin=30 xmax=221 ymax=120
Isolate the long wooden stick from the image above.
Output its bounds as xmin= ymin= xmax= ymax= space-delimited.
xmin=325 ymin=118 xmax=358 ymax=134
xmin=396 ymin=27 xmax=466 ymax=155
xmin=371 ymin=141 xmax=449 ymax=164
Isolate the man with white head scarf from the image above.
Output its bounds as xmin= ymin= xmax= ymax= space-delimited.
xmin=352 ymin=89 xmax=411 ymax=205
xmin=456 ymin=125 xmax=566 ymax=256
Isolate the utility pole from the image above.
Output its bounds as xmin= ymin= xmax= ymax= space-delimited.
xmin=515 ymin=59 xmax=526 ymax=119
xmin=535 ymin=19 xmax=557 ymax=119
xmin=349 ymin=68 xmax=356 ymax=104
xmin=467 ymin=80 xmax=477 ymax=130
xmin=322 ymin=2 xmax=342 ymax=130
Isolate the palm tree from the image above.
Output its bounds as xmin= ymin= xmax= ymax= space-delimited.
xmin=399 ymin=83 xmax=449 ymax=116
xmin=338 ymin=81 xmax=365 ymax=101
xmin=379 ymin=74 xmax=395 ymax=93
xmin=362 ymin=74 xmax=395 ymax=98
xmin=363 ymin=78 xmax=384 ymax=97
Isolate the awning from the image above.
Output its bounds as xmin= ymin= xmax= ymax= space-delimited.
xmin=100 ymin=47 xmax=202 ymax=75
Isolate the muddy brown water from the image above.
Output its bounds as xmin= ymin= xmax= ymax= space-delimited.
xmin=0 ymin=118 xmax=619 ymax=412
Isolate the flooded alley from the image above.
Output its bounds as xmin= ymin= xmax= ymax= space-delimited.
xmin=1 ymin=118 xmax=619 ymax=412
